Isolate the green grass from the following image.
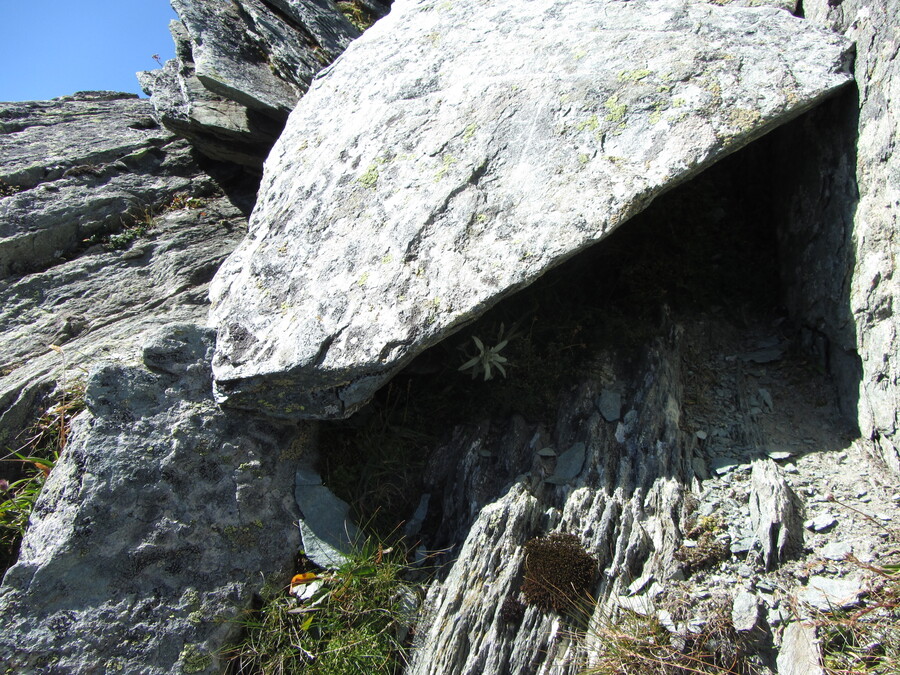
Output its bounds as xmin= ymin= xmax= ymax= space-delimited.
xmin=225 ymin=542 xmax=417 ymax=675
xmin=0 ymin=379 xmax=85 ymax=573
xmin=336 ymin=1 xmax=375 ymax=32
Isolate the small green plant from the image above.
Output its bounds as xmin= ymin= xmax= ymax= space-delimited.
xmin=225 ymin=542 xmax=416 ymax=674
xmin=521 ymin=532 xmax=596 ymax=613
xmin=674 ymin=514 xmax=728 ymax=576
xmin=337 ymin=1 xmax=376 ymax=32
xmin=0 ymin=179 xmax=23 ymax=198
xmin=0 ymin=360 xmax=85 ymax=573
xmin=458 ymin=323 xmax=519 ymax=381
xmin=104 ymin=211 xmax=154 ymax=251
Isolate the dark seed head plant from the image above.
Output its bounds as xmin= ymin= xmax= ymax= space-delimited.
xmin=521 ymin=532 xmax=597 ymax=613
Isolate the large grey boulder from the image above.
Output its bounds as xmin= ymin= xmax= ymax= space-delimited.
xmin=208 ymin=0 xmax=853 ymax=420
xmin=138 ymin=0 xmax=385 ymax=169
xmin=0 ymin=91 xmax=212 ymax=277
xmin=0 ymin=325 xmax=305 ymax=674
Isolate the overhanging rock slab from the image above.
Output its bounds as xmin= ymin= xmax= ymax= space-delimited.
xmin=209 ymin=0 xmax=853 ymax=419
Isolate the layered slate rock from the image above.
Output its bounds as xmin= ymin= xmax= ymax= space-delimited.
xmin=799 ymin=0 xmax=900 ymax=474
xmin=0 ymin=326 xmax=305 ymax=674
xmin=0 ymin=194 xmax=248 ymax=442
xmin=209 ymin=0 xmax=854 ymax=420
xmin=407 ymin=321 xmax=691 ymax=674
xmin=0 ymin=91 xmax=208 ymax=277
xmin=138 ymin=0 xmax=386 ymax=169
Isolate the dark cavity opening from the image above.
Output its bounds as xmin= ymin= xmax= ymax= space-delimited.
xmin=319 ymin=88 xmax=863 ymax=537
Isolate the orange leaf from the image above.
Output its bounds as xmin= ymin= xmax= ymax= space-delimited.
xmin=290 ymin=572 xmax=318 ymax=588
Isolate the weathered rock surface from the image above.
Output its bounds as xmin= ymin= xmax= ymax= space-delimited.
xmin=749 ymin=459 xmax=804 ymax=570
xmin=0 ymin=325 xmax=306 ymax=674
xmin=0 ymin=87 xmax=256 ymax=449
xmin=209 ymin=0 xmax=854 ymax=420
xmin=796 ymin=0 xmax=900 ymax=474
xmin=0 ymin=193 xmax=249 ymax=446
xmin=0 ymin=91 xmax=214 ymax=277
xmin=138 ymin=0 xmax=384 ymax=169
xmin=408 ymin=323 xmax=691 ymax=675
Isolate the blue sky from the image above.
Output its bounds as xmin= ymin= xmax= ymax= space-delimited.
xmin=0 ymin=1 xmax=179 ymax=102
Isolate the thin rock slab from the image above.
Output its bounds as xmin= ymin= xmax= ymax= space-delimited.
xmin=0 ymin=325 xmax=305 ymax=674
xmin=749 ymin=458 xmax=805 ymax=569
xmin=139 ymin=0 xmax=365 ymax=169
xmin=209 ymin=0 xmax=853 ymax=419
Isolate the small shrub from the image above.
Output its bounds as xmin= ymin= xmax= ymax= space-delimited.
xmin=337 ymin=1 xmax=375 ymax=32
xmin=225 ymin=543 xmax=416 ymax=675
xmin=521 ymin=532 xmax=596 ymax=613
xmin=674 ymin=514 xmax=729 ymax=576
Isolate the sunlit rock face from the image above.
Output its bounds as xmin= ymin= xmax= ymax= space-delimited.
xmin=209 ymin=0 xmax=853 ymax=420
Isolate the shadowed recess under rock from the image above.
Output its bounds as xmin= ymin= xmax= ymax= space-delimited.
xmin=208 ymin=0 xmax=853 ymax=420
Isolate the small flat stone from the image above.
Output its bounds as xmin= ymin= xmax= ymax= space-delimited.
xmin=767 ymin=450 xmax=795 ymax=461
xmin=710 ymin=456 xmax=740 ymax=476
xmin=731 ymin=537 xmax=755 ymax=555
xmin=597 ymin=389 xmax=622 ymax=422
xmin=295 ymin=467 xmax=361 ymax=569
xmin=545 ymin=442 xmax=586 ymax=485
xmin=732 ymin=592 xmax=759 ymax=631
xmin=820 ymin=541 xmax=853 ymax=561
xmin=695 ymin=430 xmax=708 ymax=441
xmin=798 ymin=575 xmax=864 ymax=611
xmin=805 ymin=514 xmax=837 ymax=532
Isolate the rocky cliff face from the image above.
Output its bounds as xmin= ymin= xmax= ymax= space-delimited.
xmin=801 ymin=0 xmax=900 ymax=474
xmin=208 ymin=0 xmax=853 ymax=420
xmin=138 ymin=0 xmax=391 ymax=169
xmin=1 ymin=0 xmax=898 ymax=673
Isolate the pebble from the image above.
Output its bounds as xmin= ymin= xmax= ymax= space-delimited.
xmin=820 ymin=541 xmax=853 ymax=560
xmin=767 ymin=450 xmax=794 ymax=461
xmin=805 ymin=514 xmax=837 ymax=532
xmin=798 ymin=575 xmax=864 ymax=611
xmin=731 ymin=591 xmax=759 ymax=631
xmin=597 ymin=389 xmax=622 ymax=422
